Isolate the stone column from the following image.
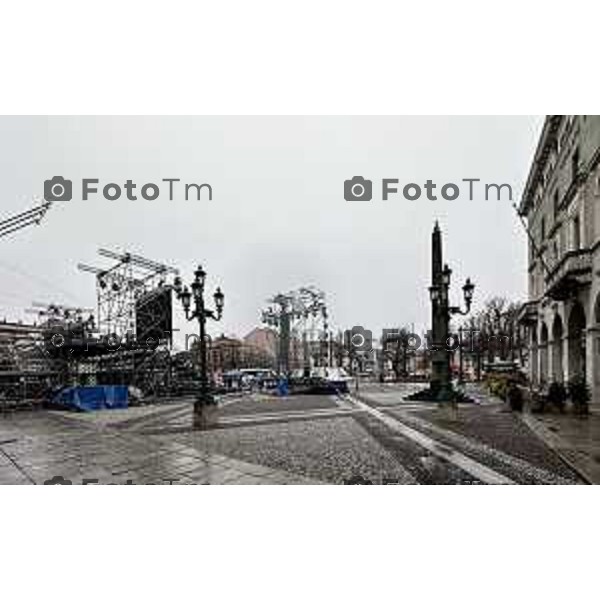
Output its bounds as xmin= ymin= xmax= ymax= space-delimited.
xmin=547 ymin=335 xmax=555 ymax=384
xmin=560 ymin=332 xmax=568 ymax=383
xmin=430 ymin=222 xmax=450 ymax=398
xmin=530 ymin=327 xmax=538 ymax=386
xmin=586 ymin=326 xmax=596 ymax=402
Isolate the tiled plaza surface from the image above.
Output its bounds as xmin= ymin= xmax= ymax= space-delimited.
xmin=0 ymin=409 xmax=321 ymax=485
xmin=0 ymin=384 xmax=586 ymax=484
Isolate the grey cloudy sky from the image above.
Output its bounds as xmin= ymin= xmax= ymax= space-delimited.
xmin=0 ymin=116 xmax=542 ymax=344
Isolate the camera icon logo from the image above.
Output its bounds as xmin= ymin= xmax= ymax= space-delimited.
xmin=43 ymin=327 xmax=68 ymax=356
xmin=44 ymin=176 xmax=72 ymax=201
xmin=44 ymin=475 xmax=73 ymax=485
xmin=344 ymin=326 xmax=372 ymax=352
xmin=344 ymin=176 xmax=372 ymax=201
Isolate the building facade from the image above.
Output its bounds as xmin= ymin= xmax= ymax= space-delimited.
xmin=519 ymin=115 xmax=600 ymax=401
xmin=243 ymin=327 xmax=278 ymax=360
xmin=207 ymin=333 xmax=277 ymax=376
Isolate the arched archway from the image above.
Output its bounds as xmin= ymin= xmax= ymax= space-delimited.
xmin=540 ymin=322 xmax=549 ymax=386
xmin=551 ymin=314 xmax=564 ymax=382
xmin=567 ymin=302 xmax=586 ymax=382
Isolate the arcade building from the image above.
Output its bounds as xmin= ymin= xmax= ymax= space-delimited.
xmin=519 ymin=115 xmax=600 ymax=402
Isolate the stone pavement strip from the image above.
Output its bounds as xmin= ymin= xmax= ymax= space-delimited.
xmin=521 ymin=410 xmax=600 ymax=484
xmin=348 ymin=395 xmax=514 ymax=484
xmin=356 ymin=384 xmax=583 ymax=484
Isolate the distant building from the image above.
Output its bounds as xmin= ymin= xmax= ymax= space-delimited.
xmin=519 ymin=115 xmax=600 ymax=400
xmin=207 ymin=332 xmax=276 ymax=375
xmin=244 ymin=327 xmax=277 ymax=358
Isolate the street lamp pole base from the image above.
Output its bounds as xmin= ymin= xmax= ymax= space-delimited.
xmin=193 ymin=398 xmax=218 ymax=430
xmin=405 ymin=383 xmax=473 ymax=405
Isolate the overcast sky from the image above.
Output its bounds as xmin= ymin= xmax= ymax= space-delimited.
xmin=0 ymin=116 xmax=542 ymax=345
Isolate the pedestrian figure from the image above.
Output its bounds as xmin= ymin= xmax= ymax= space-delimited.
xmin=277 ymin=376 xmax=289 ymax=397
xmin=506 ymin=379 xmax=523 ymax=412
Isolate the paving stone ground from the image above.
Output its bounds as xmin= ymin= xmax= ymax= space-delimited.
xmin=0 ymin=411 xmax=321 ymax=485
xmin=521 ymin=410 xmax=600 ymax=484
xmin=167 ymin=415 xmax=417 ymax=484
xmin=0 ymin=384 xmax=586 ymax=485
xmin=410 ymin=404 xmax=578 ymax=478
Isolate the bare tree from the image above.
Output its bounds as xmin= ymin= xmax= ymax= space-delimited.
xmin=382 ymin=326 xmax=412 ymax=380
xmin=460 ymin=297 xmax=524 ymax=367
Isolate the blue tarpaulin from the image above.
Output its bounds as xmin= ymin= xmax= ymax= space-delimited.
xmin=50 ymin=386 xmax=128 ymax=412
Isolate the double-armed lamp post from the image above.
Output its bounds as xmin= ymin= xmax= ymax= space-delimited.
xmin=262 ymin=299 xmax=292 ymax=375
xmin=428 ymin=222 xmax=475 ymax=401
xmin=173 ymin=265 xmax=224 ymax=417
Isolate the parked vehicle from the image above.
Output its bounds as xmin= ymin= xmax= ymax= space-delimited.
xmin=223 ymin=369 xmax=278 ymax=391
xmin=289 ymin=367 xmax=352 ymax=395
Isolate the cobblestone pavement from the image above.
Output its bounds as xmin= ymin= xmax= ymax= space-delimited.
xmin=0 ymin=384 xmax=585 ymax=484
xmin=357 ymin=383 xmax=582 ymax=484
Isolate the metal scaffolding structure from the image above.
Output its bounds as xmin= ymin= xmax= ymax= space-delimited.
xmin=78 ymin=249 xmax=179 ymax=339
xmin=0 ymin=199 xmax=189 ymax=400
xmin=0 ymin=200 xmax=51 ymax=240
xmin=261 ymin=285 xmax=329 ymax=374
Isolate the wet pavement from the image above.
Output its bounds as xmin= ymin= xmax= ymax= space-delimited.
xmin=0 ymin=384 xmax=585 ymax=484
xmin=521 ymin=410 xmax=600 ymax=484
xmin=0 ymin=409 xmax=321 ymax=484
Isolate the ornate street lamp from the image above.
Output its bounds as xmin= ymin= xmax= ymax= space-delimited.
xmin=173 ymin=265 xmax=224 ymax=423
xmin=442 ymin=264 xmax=452 ymax=286
xmin=432 ymin=267 xmax=474 ymax=317
xmin=449 ymin=278 xmax=475 ymax=316
xmin=429 ymin=285 xmax=441 ymax=303
xmin=463 ymin=278 xmax=475 ymax=309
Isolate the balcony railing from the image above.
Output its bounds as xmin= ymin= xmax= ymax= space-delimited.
xmin=545 ymin=248 xmax=592 ymax=300
xmin=517 ymin=301 xmax=538 ymax=325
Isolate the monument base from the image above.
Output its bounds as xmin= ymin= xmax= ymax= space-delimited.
xmin=406 ymin=384 xmax=474 ymax=404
